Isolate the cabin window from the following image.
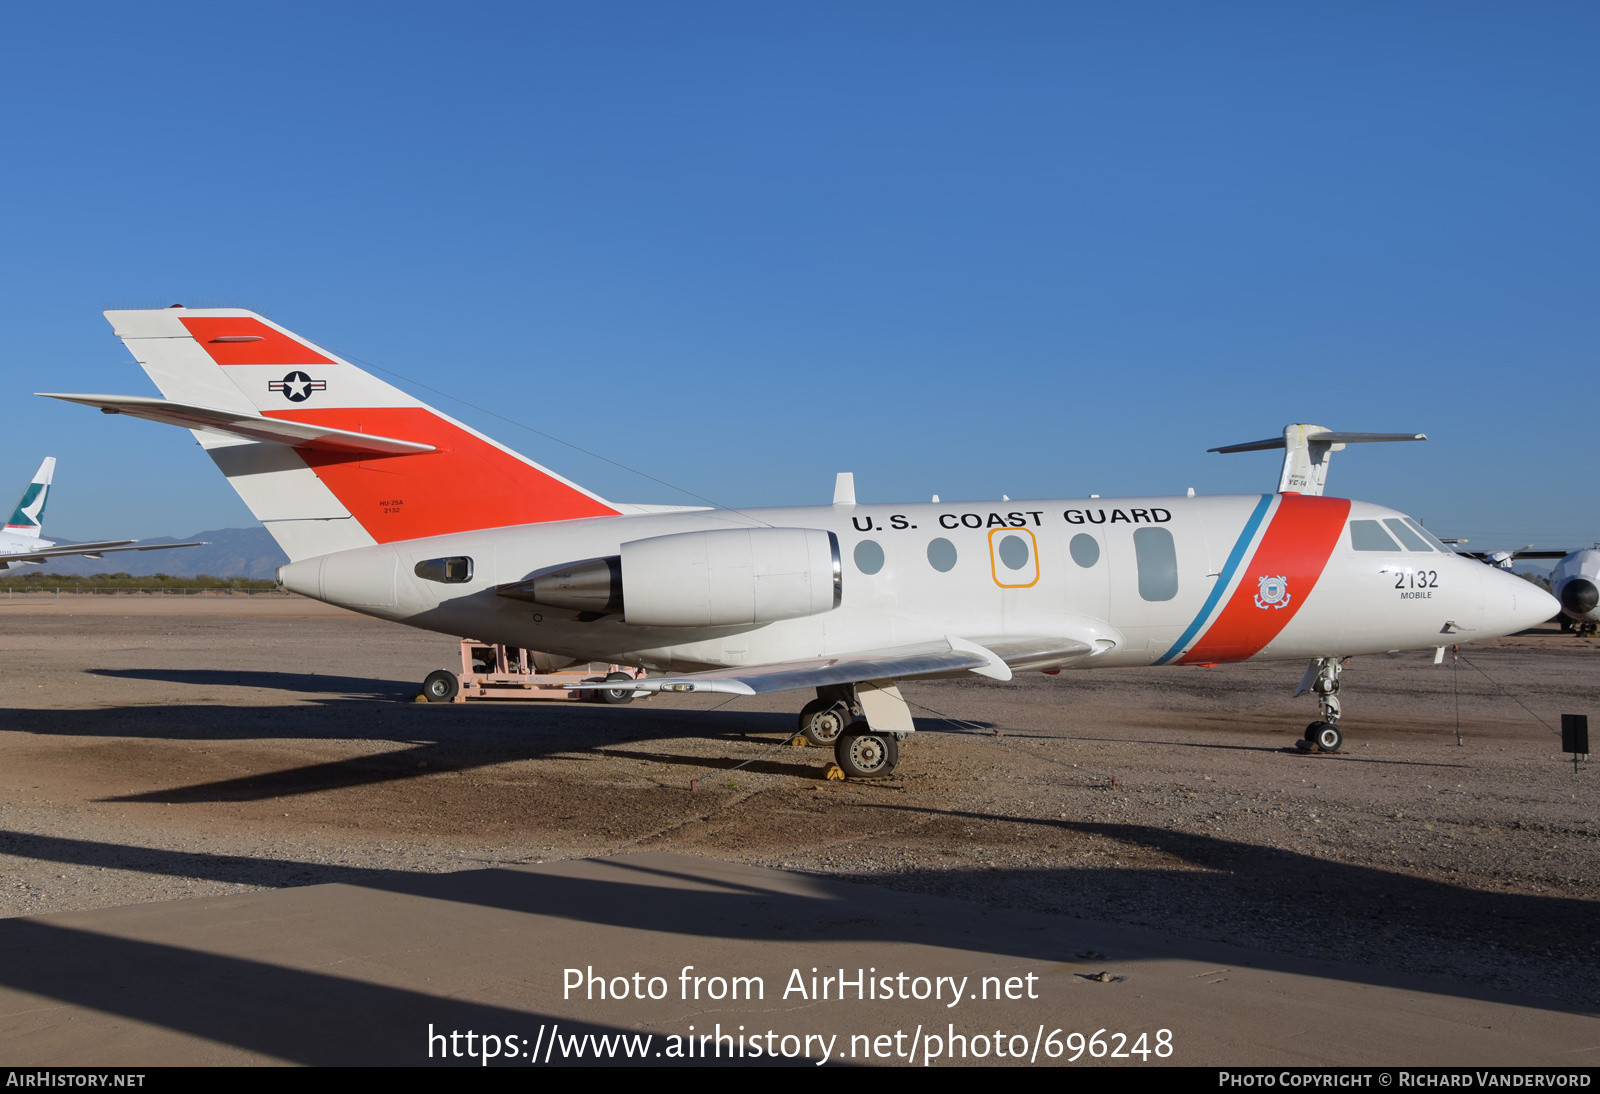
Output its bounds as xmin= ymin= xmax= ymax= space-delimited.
xmin=1133 ymin=527 xmax=1178 ymax=601
xmin=1069 ymin=533 xmax=1100 ymax=568
xmin=926 ymin=537 xmax=957 ymax=572
xmin=854 ymin=539 xmax=885 ymax=575
xmin=997 ymin=535 xmax=1030 ymax=571
xmin=414 ymin=556 xmax=473 ymax=584
xmin=1349 ymin=520 xmax=1399 ymax=552
xmin=1383 ymin=518 xmax=1432 ymax=552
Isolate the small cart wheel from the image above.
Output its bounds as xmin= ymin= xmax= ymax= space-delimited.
xmin=598 ymin=671 xmax=636 ymax=705
xmin=421 ymin=669 xmax=459 ymax=703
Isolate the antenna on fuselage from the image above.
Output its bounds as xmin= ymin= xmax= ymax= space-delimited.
xmin=1209 ymin=424 xmax=1426 ymax=496
xmin=833 ymin=472 xmax=856 ymax=506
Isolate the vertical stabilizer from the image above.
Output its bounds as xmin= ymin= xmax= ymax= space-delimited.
xmin=102 ymin=308 xmax=620 ymax=561
xmin=5 ymin=457 xmax=55 ymax=539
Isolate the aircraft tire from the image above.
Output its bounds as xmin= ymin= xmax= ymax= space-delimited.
xmin=421 ymin=669 xmax=459 ymax=703
xmin=1304 ymin=722 xmax=1328 ymax=743
xmin=598 ymin=671 xmax=636 ymax=704
xmin=834 ymin=725 xmax=899 ymax=779
xmin=1313 ymin=723 xmax=1343 ymax=753
xmin=798 ymin=700 xmax=850 ymax=747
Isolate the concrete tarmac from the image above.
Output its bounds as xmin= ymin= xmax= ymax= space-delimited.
xmin=0 ymin=850 xmax=1593 ymax=1067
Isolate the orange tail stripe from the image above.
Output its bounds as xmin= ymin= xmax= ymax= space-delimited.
xmin=1178 ymin=494 xmax=1351 ymax=664
xmin=264 ymin=407 xmax=617 ymax=541
xmin=179 ymin=316 xmax=335 ymax=366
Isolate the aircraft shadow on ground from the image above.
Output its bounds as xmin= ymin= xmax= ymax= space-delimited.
xmin=90 ymin=667 xmax=418 ymax=699
xmin=0 ymin=827 xmax=1595 ymax=1025
xmin=0 ymin=919 xmax=707 ymax=1067
xmin=3 ymin=701 xmax=808 ymax=802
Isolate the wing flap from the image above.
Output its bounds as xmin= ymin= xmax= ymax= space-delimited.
xmin=37 ymin=394 xmax=436 ymax=456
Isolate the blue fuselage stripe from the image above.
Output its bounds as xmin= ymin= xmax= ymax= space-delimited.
xmin=1154 ymin=493 xmax=1274 ymax=666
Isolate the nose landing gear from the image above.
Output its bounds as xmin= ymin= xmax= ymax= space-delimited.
xmin=1295 ymin=656 xmax=1348 ymax=753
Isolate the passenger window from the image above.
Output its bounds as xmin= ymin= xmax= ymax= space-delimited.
xmin=997 ymin=535 xmax=1030 ymax=570
xmin=1349 ymin=521 xmax=1400 ymax=552
xmin=988 ymin=528 xmax=1039 ymax=588
xmin=415 ymin=556 xmax=473 ymax=583
xmin=854 ymin=540 xmax=885 ymax=575
xmin=926 ymin=538 xmax=957 ymax=573
xmin=1069 ymin=533 xmax=1100 ymax=568
xmin=1383 ymin=518 xmax=1432 ymax=552
xmin=1133 ymin=527 xmax=1178 ymax=601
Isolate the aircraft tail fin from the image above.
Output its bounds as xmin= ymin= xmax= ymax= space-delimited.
xmin=5 ymin=457 xmax=55 ymax=539
xmin=92 ymin=308 xmax=620 ymax=561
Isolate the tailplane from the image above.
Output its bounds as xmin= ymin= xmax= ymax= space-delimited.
xmin=52 ymin=309 xmax=620 ymax=561
xmin=5 ymin=457 xmax=54 ymax=540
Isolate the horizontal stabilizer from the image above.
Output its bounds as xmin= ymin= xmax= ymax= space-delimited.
xmin=1209 ymin=424 xmax=1427 ymax=496
xmin=1 ymin=540 xmax=206 ymax=564
xmin=1210 ymin=431 xmax=1426 ymax=454
xmin=36 ymin=394 xmax=436 ymax=457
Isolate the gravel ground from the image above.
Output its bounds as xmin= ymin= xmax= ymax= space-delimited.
xmin=0 ymin=597 xmax=1595 ymax=1007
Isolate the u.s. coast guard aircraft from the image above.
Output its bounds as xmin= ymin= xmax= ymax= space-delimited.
xmin=44 ymin=309 xmax=1556 ymax=777
xmin=0 ymin=456 xmax=203 ymax=569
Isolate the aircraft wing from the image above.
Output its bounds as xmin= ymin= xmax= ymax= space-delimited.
xmin=36 ymin=394 xmax=436 ymax=457
xmin=1 ymin=540 xmax=207 ymax=564
xmin=621 ymin=635 xmax=1093 ymax=696
xmin=1458 ymin=549 xmax=1570 ymax=562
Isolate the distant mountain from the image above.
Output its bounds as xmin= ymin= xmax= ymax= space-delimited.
xmin=26 ymin=528 xmax=287 ymax=580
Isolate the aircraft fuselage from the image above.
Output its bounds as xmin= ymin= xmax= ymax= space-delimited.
xmin=278 ymin=492 xmax=1554 ymax=675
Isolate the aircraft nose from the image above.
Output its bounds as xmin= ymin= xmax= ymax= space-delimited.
xmin=1560 ymin=577 xmax=1599 ymax=617
xmin=1479 ymin=565 xmax=1560 ymax=635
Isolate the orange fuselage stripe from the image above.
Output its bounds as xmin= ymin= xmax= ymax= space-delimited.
xmin=1178 ymin=494 xmax=1351 ymax=664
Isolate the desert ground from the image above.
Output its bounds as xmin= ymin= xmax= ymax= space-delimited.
xmin=0 ymin=595 xmax=1594 ymax=1008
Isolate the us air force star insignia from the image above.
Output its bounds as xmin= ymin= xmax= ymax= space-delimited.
xmin=268 ymin=371 xmax=327 ymax=403
xmin=1254 ymin=575 xmax=1291 ymax=610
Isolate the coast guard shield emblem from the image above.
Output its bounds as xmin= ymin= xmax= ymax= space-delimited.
xmin=1254 ymin=574 xmax=1291 ymax=610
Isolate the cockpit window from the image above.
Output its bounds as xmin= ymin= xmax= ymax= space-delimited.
xmin=1383 ymin=518 xmax=1432 ymax=552
xmin=1402 ymin=518 xmax=1452 ymax=553
xmin=1349 ymin=520 xmax=1399 ymax=551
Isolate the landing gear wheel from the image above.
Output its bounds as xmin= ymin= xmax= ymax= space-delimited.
xmin=421 ymin=669 xmax=459 ymax=703
xmin=834 ymin=725 xmax=899 ymax=779
xmin=598 ymin=671 xmax=636 ymax=705
xmin=1313 ymin=723 xmax=1343 ymax=753
xmin=1304 ymin=722 xmax=1326 ymax=743
xmin=798 ymin=699 xmax=850 ymax=747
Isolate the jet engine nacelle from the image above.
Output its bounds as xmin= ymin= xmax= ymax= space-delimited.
xmin=504 ymin=527 xmax=842 ymax=627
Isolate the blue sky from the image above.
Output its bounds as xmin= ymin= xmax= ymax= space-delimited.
xmin=1 ymin=2 xmax=1594 ymax=551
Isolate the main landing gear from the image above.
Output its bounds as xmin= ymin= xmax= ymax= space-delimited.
xmin=1296 ymin=656 xmax=1348 ymax=754
xmin=797 ymin=684 xmax=903 ymax=779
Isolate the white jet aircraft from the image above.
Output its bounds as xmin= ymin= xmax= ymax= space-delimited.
xmin=43 ymin=309 xmax=1557 ymax=777
xmin=0 ymin=456 xmax=203 ymax=569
